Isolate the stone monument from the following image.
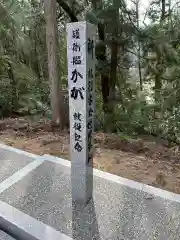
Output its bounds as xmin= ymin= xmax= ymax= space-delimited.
xmin=66 ymin=21 xmax=96 ymax=204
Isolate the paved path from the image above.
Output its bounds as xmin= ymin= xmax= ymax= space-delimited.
xmin=0 ymin=144 xmax=180 ymax=239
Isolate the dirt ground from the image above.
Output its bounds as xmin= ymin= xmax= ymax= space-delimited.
xmin=1 ymin=117 xmax=180 ymax=194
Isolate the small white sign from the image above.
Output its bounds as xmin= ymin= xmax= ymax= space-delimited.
xmin=66 ymin=21 xmax=96 ymax=204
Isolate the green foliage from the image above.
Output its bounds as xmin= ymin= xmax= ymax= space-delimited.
xmin=0 ymin=0 xmax=49 ymax=116
xmin=85 ymin=11 xmax=98 ymax=25
xmin=2 ymin=0 xmax=180 ymax=145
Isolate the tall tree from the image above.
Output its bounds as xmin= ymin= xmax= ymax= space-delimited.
xmin=44 ymin=0 xmax=61 ymax=126
xmin=109 ymin=0 xmax=119 ymax=114
xmin=91 ymin=0 xmax=110 ymax=113
xmin=161 ymin=0 xmax=166 ymax=21
xmin=134 ymin=0 xmax=143 ymax=90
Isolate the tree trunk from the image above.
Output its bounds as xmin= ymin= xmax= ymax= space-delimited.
xmin=138 ymin=54 xmax=143 ymax=91
xmin=97 ymin=22 xmax=110 ymax=113
xmin=91 ymin=0 xmax=110 ymax=113
xmin=154 ymin=0 xmax=166 ymax=108
xmin=109 ymin=0 xmax=119 ymax=114
xmin=135 ymin=0 xmax=143 ymax=90
xmin=44 ymin=0 xmax=61 ymax=126
xmin=109 ymin=38 xmax=118 ymax=112
xmin=161 ymin=0 xmax=166 ymax=21
xmin=56 ymin=0 xmax=78 ymax=22
xmin=58 ymin=0 xmax=110 ymax=116
xmin=155 ymin=74 xmax=162 ymax=103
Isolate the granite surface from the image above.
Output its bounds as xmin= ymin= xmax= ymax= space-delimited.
xmin=0 ymin=157 xmax=32 ymax=183
xmin=0 ymin=230 xmax=16 ymax=240
xmin=0 ymin=160 xmax=180 ymax=240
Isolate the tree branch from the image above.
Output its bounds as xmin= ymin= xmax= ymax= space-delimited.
xmin=56 ymin=0 xmax=78 ymax=22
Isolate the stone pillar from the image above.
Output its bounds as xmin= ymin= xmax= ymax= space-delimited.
xmin=66 ymin=21 xmax=96 ymax=204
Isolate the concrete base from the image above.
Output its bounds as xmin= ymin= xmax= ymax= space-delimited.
xmin=0 ymin=145 xmax=180 ymax=239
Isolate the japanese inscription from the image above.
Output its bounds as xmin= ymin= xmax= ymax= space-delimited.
xmin=72 ymin=28 xmax=80 ymax=39
xmin=68 ymin=23 xmax=95 ymax=161
xmin=69 ymin=26 xmax=84 ymax=153
xmin=71 ymin=87 xmax=84 ymax=100
xmin=68 ymin=24 xmax=95 ymax=165
xmin=87 ymin=37 xmax=94 ymax=58
xmin=87 ymin=35 xmax=95 ymax=164
xmin=73 ymin=42 xmax=81 ymax=52
xmin=71 ymin=69 xmax=83 ymax=83
xmin=72 ymin=56 xmax=81 ymax=65
xmin=73 ymin=122 xmax=82 ymax=132
xmin=67 ymin=21 xmax=95 ymax=204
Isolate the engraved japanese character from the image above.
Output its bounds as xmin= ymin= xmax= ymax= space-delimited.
xmin=88 ymin=108 xmax=93 ymax=117
xmin=73 ymin=42 xmax=81 ymax=52
xmin=73 ymin=122 xmax=82 ymax=132
xmin=73 ymin=112 xmax=82 ymax=121
xmin=88 ymin=93 xmax=93 ymax=106
xmin=87 ymin=37 xmax=94 ymax=58
xmin=88 ymin=130 xmax=92 ymax=151
xmin=71 ymin=87 xmax=85 ymax=100
xmin=75 ymin=132 xmax=82 ymax=142
xmin=88 ymin=153 xmax=92 ymax=164
xmin=72 ymin=56 xmax=81 ymax=65
xmin=88 ymin=68 xmax=93 ymax=78
xmin=72 ymin=29 xmax=80 ymax=39
xmin=87 ymin=120 xmax=92 ymax=130
xmin=71 ymin=69 xmax=83 ymax=83
xmin=88 ymin=80 xmax=93 ymax=92
xmin=74 ymin=142 xmax=82 ymax=152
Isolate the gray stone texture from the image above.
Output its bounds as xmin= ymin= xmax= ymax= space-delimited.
xmin=0 ymin=160 xmax=180 ymax=240
xmin=67 ymin=22 xmax=95 ymax=204
xmin=0 ymin=230 xmax=16 ymax=240
xmin=0 ymin=157 xmax=32 ymax=183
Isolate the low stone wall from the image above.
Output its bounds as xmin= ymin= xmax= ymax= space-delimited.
xmin=0 ymin=144 xmax=37 ymax=162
